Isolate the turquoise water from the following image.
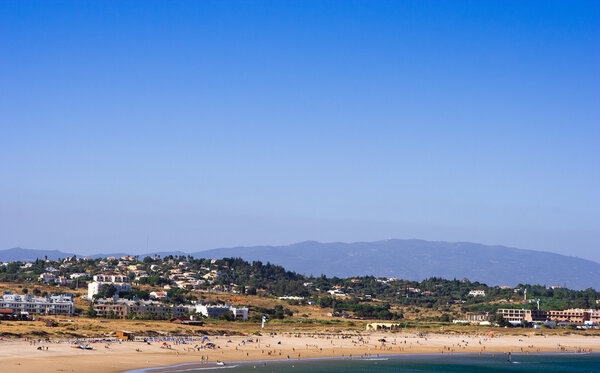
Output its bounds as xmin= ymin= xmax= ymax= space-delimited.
xmin=132 ymin=353 xmax=600 ymax=372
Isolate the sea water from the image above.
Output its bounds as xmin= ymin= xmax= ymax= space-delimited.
xmin=131 ymin=353 xmax=600 ymax=373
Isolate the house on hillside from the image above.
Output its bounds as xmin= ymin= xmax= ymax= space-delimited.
xmin=149 ymin=291 xmax=168 ymax=300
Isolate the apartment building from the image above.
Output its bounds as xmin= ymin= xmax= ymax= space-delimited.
xmin=590 ymin=310 xmax=600 ymax=324
xmin=93 ymin=274 xmax=130 ymax=283
xmin=0 ymin=292 xmax=74 ymax=316
xmin=88 ymin=281 xmax=131 ymax=298
xmin=195 ymin=303 xmax=248 ymax=320
xmin=546 ymin=309 xmax=592 ymax=323
xmin=93 ymin=299 xmax=192 ymax=319
xmin=497 ymin=308 xmax=547 ymax=323
xmin=231 ymin=306 xmax=249 ymax=320
xmin=466 ymin=312 xmax=491 ymax=322
xmin=498 ymin=308 xmax=599 ymax=324
xmin=94 ymin=302 xmax=129 ymax=318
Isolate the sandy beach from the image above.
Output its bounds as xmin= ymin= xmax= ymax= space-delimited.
xmin=1 ymin=332 xmax=598 ymax=373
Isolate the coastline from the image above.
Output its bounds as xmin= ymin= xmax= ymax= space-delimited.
xmin=124 ymin=351 xmax=600 ymax=373
xmin=1 ymin=332 xmax=598 ymax=373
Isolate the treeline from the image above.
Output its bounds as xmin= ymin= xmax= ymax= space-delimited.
xmin=316 ymin=296 xmax=403 ymax=320
xmin=210 ymin=258 xmax=310 ymax=297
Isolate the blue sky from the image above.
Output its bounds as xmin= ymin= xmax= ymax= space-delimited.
xmin=1 ymin=1 xmax=599 ymax=261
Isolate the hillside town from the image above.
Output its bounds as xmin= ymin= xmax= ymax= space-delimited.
xmin=0 ymin=255 xmax=598 ymax=329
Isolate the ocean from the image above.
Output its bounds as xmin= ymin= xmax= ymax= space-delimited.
xmin=130 ymin=353 xmax=600 ymax=373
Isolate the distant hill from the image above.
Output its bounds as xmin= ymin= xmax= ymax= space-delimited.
xmin=194 ymin=239 xmax=600 ymax=290
xmin=86 ymin=252 xmax=188 ymax=259
xmin=0 ymin=248 xmax=189 ymax=261
xmin=2 ymin=239 xmax=599 ymax=289
xmin=0 ymin=247 xmax=76 ymax=262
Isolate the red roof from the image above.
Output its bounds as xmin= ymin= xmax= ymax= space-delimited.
xmin=0 ymin=309 xmax=14 ymax=314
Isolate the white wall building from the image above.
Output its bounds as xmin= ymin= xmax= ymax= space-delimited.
xmin=93 ymin=298 xmax=193 ymax=319
xmin=0 ymin=292 xmax=74 ymax=316
xmin=88 ymin=282 xmax=131 ymax=298
xmin=195 ymin=303 xmax=248 ymax=320
xmin=39 ymin=272 xmax=56 ymax=284
xmin=70 ymin=273 xmax=90 ymax=279
xmin=327 ymin=290 xmax=347 ymax=297
xmin=231 ymin=306 xmax=249 ymax=320
xmin=93 ymin=274 xmax=130 ymax=283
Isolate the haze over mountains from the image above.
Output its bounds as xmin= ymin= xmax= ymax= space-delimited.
xmin=2 ymin=239 xmax=599 ymax=290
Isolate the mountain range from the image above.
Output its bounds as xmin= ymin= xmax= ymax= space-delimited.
xmin=2 ymin=239 xmax=599 ymax=290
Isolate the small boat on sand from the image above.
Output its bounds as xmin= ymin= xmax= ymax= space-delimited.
xmin=70 ymin=344 xmax=93 ymax=350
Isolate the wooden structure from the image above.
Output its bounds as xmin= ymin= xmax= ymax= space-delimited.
xmin=116 ymin=330 xmax=135 ymax=340
xmin=0 ymin=309 xmax=15 ymax=320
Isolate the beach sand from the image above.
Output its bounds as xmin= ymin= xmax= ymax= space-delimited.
xmin=1 ymin=332 xmax=598 ymax=373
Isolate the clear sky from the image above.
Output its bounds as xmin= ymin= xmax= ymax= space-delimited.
xmin=1 ymin=1 xmax=599 ymax=261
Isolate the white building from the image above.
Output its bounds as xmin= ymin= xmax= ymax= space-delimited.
xmin=93 ymin=274 xmax=130 ymax=283
xmin=39 ymin=272 xmax=56 ymax=284
xmin=195 ymin=303 xmax=248 ymax=320
xmin=468 ymin=290 xmax=486 ymax=296
xmin=231 ymin=307 xmax=249 ymax=320
xmin=55 ymin=276 xmax=72 ymax=286
xmin=70 ymin=273 xmax=90 ymax=279
xmin=0 ymin=292 xmax=74 ymax=316
xmin=88 ymin=274 xmax=131 ymax=298
xmin=88 ymin=282 xmax=131 ymax=298
xmin=149 ymin=291 xmax=168 ymax=300
xmin=93 ymin=298 xmax=193 ymax=319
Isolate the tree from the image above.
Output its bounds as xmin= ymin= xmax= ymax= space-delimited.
xmin=86 ymin=304 xmax=97 ymax=318
xmin=438 ymin=314 xmax=450 ymax=322
xmin=167 ymin=288 xmax=187 ymax=304
xmin=489 ymin=314 xmax=511 ymax=327
xmin=94 ymin=284 xmax=118 ymax=299
xmin=217 ymin=311 xmax=235 ymax=321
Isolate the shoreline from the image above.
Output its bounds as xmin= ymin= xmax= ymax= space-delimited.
xmin=124 ymin=351 xmax=600 ymax=373
xmin=1 ymin=332 xmax=598 ymax=373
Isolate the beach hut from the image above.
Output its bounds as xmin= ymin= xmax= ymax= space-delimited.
xmin=0 ymin=309 xmax=15 ymax=320
xmin=116 ymin=331 xmax=135 ymax=340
